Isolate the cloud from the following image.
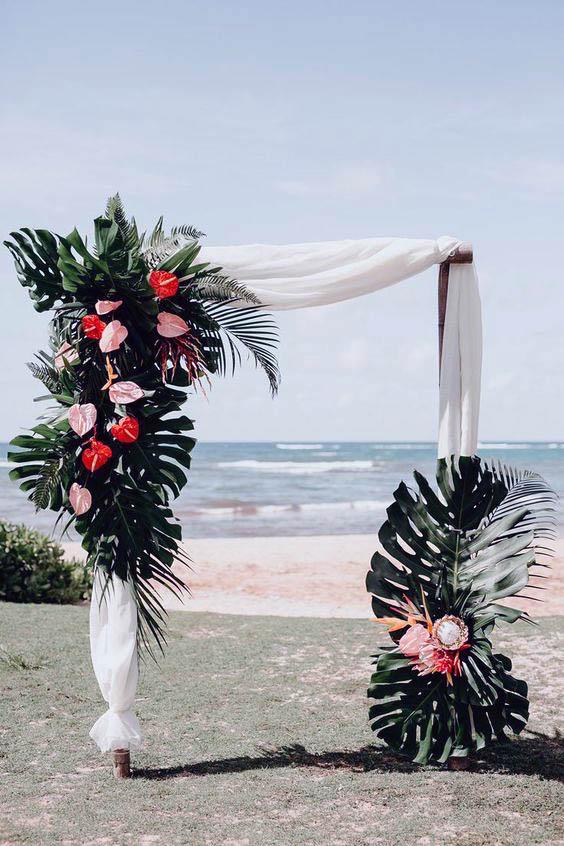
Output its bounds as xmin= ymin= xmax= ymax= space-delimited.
xmin=275 ymin=162 xmax=387 ymax=197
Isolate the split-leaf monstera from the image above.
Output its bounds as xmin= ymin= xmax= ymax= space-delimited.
xmin=6 ymin=196 xmax=279 ymax=654
xmin=366 ymin=456 xmax=555 ymax=764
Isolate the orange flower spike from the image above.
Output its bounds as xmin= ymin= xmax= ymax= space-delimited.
xmin=373 ymin=616 xmax=411 ymax=632
xmin=419 ymin=586 xmax=434 ymax=634
xmin=102 ymin=355 xmax=118 ymax=391
xmin=400 ymin=594 xmax=427 ymax=625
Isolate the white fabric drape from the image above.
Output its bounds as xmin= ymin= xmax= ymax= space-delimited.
xmin=89 ymin=234 xmax=482 ymax=752
xmin=198 ymin=235 xmax=460 ymax=310
xmin=89 ymin=570 xmax=141 ymax=752
xmin=437 ymin=262 xmax=482 ymax=458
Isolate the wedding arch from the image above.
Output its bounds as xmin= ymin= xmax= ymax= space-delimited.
xmin=12 ymin=198 xmax=544 ymax=777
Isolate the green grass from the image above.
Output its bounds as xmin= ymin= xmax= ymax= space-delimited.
xmin=1 ymin=602 xmax=563 ymax=846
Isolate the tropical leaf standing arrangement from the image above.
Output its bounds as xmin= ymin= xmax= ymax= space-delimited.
xmin=6 ymin=196 xmax=279 ymax=653
xmin=366 ymin=456 xmax=555 ymax=765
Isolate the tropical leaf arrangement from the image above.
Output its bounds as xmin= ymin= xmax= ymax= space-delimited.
xmin=5 ymin=195 xmax=279 ymax=654
xmin=366 ymin=456 xmax=555 ymax=765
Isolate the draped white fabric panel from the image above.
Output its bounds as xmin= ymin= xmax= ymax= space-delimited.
xmin=90 ymin=234 xmax=482 ymax=751
xmin=198 ymin=235 xmax=460 ymax=309
xmin=437 ymin=262 xmax=482 ymax=459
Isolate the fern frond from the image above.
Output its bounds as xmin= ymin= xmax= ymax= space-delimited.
xmin=142 ymin=220 xmax=204 ymax=269
xmin=171 ymin=224 xmax=205 ymax=240
xmin=31 ymin=458 xmax=62 ymax=510
xmin=105 ymin=193 xmax=140 ymax=251
xmin=27 ymin=360 xmax=62 ymax=394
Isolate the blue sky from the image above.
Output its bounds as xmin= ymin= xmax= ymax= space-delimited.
xmin=1 ymin=0 xmax=563 ymax=441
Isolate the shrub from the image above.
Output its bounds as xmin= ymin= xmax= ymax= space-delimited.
xmin=0 ymin=520 xmax=92 ymax=604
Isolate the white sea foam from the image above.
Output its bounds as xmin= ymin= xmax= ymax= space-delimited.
xmin=185 ymin=499 xmax=388 ymax=519
xmin=0 ymin=460 xmax=14 ymax=469
xmin=276 ymin=443 xmax=323 ymax=450
xmin=216 ymin=459 xmax=375 ymax=474
xmin=371 ymin=443 xmax=432 ymax=450
xmin=478 ymin=442 xmax=533 ymax=450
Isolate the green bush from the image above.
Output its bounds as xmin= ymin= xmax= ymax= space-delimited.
xmin=0 ymin=520 xmax=92 ymax=604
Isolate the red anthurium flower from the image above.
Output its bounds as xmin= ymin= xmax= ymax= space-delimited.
xmin=81 ymin=314 xmax=106 ymax=340
xmin=110 ymin=416 xmax=140 ymax=444
xmin=149 ymin=270 xmax=179 ymax=299
xmin=81 ymin=439 xmax=112 ymax=472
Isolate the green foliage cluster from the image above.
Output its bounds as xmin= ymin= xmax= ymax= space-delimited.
xmin=367 ymin=456 xmax=555 ymax=764
xmin=5 ymin=196 xmax=279 ymax=653
xmin=0 ymin=519 xmax=91 ymax=604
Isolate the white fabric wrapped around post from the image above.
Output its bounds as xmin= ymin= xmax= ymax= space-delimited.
xmin=88 ymin=233 xmax=482 ymax=754
xmin=89 ymin=570 xmax=141 ymax=752
xmin=437 ymin=262 xmax=482 ymax=458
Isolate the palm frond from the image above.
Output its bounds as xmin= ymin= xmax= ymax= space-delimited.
xmin=202 ymin=300 xmax=280 ymax=394
xmin=191 ymin=273 xmax=261 ymax=305
xmin=142 ymin=219 xmax=203 ymax=270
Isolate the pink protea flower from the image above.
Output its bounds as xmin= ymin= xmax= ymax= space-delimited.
xmin=415 ymin=642 xmax=444 ymax=676
xmin=399 ymin=624 xmax=431 ymax=658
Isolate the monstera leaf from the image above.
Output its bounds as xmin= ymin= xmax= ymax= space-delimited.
xmin=366 ymin=456 xmax=555 ymax=764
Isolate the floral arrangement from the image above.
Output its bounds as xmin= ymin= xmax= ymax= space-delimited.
xmin=366 ymin=456 xmax=555 ymax=765
xmin=5 ymin=196 xmax=279 ymax=651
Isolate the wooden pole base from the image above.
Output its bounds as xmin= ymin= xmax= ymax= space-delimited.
xmin=447 ymin=754 xmax=470 ymax=771
xmin=112 ymin=748 xmax=131 ymax=779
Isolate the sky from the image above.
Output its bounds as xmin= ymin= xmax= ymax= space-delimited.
xmin=1 ymin=0 xmax=563 ymax=443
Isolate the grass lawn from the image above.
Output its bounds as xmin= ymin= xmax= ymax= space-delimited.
xmin=1 ymin=602 xmax=563 ymax=846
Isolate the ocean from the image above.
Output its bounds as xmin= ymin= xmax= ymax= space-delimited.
xmin=0 ymin=441 xmax=562 ymax=539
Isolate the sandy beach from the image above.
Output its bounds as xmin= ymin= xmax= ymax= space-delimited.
xmin=63 ymin=534 xmax=564 ymax=619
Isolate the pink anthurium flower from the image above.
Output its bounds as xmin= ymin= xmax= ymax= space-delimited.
xmin=68 ymin=403 xmax=97 ymax=437
xmin=109 ymin=381 xmax=144 ymax=404
xmin=99 ymin=320 xmax=128 ymax=353
xmin=157 ymin=312 xmax=189 ymax=338
xmin=54 ymin=341 xmax=79 ymax=370
xmin=95 ymin=299 xmax=123 ymax=315
xmin=69 ymin=483 xmax=92 ymax=516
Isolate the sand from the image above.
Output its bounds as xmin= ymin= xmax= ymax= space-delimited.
xmin=63 ymin=534 xmax=564 ymax=619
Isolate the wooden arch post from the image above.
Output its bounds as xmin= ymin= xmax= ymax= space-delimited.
xmin=438 ymin=242 xmax=474 ymax=771
xmin=438 ymin=242 xmax=473 ymax=380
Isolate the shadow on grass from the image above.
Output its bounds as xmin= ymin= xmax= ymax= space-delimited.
xmin=134 ymin=730 xmax=563 ymax=781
